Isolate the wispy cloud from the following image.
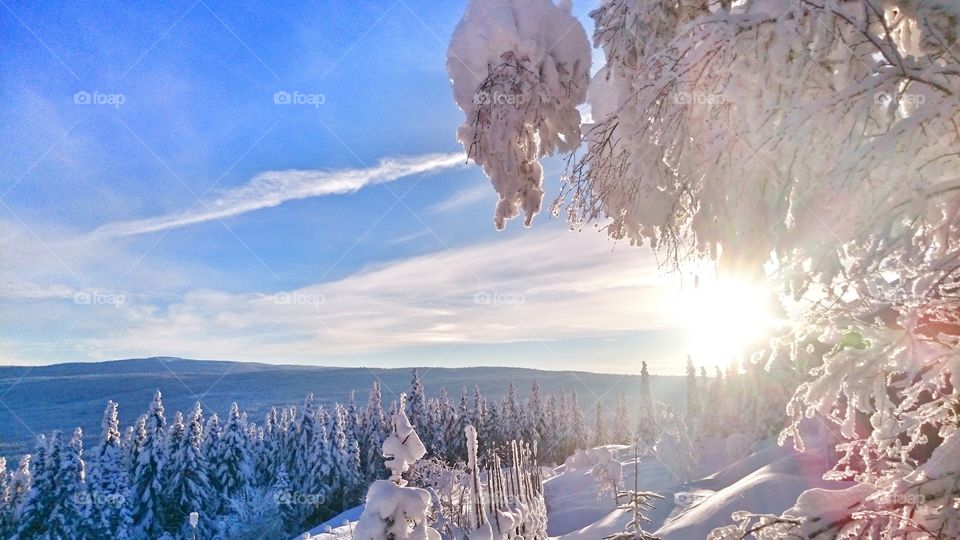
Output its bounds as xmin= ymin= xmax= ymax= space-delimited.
xmin=87 ymin=152 xmax=466 ymax=239
xmin=46 ymin=229 xmax=680 ymax=368
xmin=427 ymin=184 xmax=490 ymax=214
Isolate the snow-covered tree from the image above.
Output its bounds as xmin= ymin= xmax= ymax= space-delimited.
xmin=17 ymin=429 xmax=90 ymax=539
xmin=132 ymin=390 xmax=166 ymax=537
xmin=210 ymin=402 xmax=253 ymax=509
xmin=2 ymin=455 xmax=30 ymax=538
xmin=0 ymin=457 xmax=12 ymax=538
xmin=635 ymin=362 xmax=659 ymax=452
xmin=407 ymin=368 xmax=430 ymax=434
xmin=59 ymin=428 xmax=92 ymax=538
xmin=654 ymin=407 xmax=696 ymax=483
xmin=88 ymin=401 xmax=133 ymax=539
xmin=361 ymin=381 xmax=388 ymax=483
xmin=290 ymin=395 xmax=330 ymax=524
xmin=592 ymin=401 xmax=608 ymax=448
xmin=685 ymin=356 xmax=700 ymax=431
xmin=162 ymin=404 xmax=212 ymax=535
xmin=613 ymin=394 xmax=632 ymax=445
xmin=354 ymin=393 xmax=440 ymax=540
xmin=569 ymin=390 xmax=588 ymax=453
xmin=329 ymin=403 xmax=362 ymax=508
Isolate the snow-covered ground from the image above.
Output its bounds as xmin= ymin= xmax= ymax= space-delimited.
xmin=302 ymin=426 xmax=847 ymax=539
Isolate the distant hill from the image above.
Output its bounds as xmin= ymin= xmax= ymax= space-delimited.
xmin=0 ymin=357 xmax=683 ymax=458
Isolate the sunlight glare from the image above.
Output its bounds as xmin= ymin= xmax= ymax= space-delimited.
xmin=674 ymin=275 xmax=774 ymax=367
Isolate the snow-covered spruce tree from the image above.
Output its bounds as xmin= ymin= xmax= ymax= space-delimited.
xmin=132 ymin=390 xmax=166 ymax=537
xmin=569 ymin=390 xmax=588 ymax=453
xmin=14 ymin=435 xmax=50 ymax=539
xmin=211 ymin=402 xmax=253 ymax=511
xmin=1 ymin=455 xmax=31 ymax=538
xmin=524 ymin=382 xmax=547 ymax=451
xmin=635 ymin=363 xmax=659 ymax=452
xmin=361 ymin=381 xmax=389 ymax=483
xmin=353 ymin=393 xmax=441 ymax=540
xmin=450 ymin=387 xmax=472 ymax=463
xmin=88 ymin=400 xmax=133 ymax=539
xmin=330 ymin=403 xmax=363 ymax=508
xmin=161 ymin=404 xmax=213 ymax=536
xmin=450 ymin=0 xmax=960 ymax=536
xmin=654 ymin=406 xmax=696 ymax=483
xmin=0 ymin=457 xmax=12 ymax=538
xmin=684 ymin=356 xmax=700 ymax=433
xmin=291 ymin=395 xmax=331 ymax=525
xmin=501 ymin=381 xmax=523 ymax=444
xmin=17 ymin=429 xmax=91 ymax=539
xmin=61 ymin=428 xmax=93 ymax=538
xmin=613 ymin=394 xmax=632 ymax=445
xmin=592 ymin=401 xmax=608 ymax=447
xmin=407 ymin=368 xmax=430 ymax=435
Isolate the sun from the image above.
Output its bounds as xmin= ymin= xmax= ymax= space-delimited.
xmin=673 ymin=274 xmax=775 ymax=368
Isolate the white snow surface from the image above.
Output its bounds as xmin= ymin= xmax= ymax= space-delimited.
xmin=302 ymin=428 xmax=854 ymax=539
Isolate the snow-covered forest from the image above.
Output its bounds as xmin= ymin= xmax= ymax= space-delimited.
xmin=1 ymin=364 xmax=772 ymax=539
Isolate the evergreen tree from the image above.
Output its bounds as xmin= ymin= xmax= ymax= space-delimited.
xmin=202 ymin=411 xmax=223 ymax=512
xmin=501 ymin=381 xmax=522 ymax=442
xmin=329 ymin=404 xmax=362 ymax=510
xmin=15 ymin=434 xmax=51 ymax=539
xmin=407 ymin=368 xmax=429 ymax=433
xmin=3 ymin=455 xmax=31 ymax=538
xmin=211 ymin=403 xmax=252 ymax=507
xmin=292 ymin=395 xmax=330 ymax=524
xmin=88 ymin=401 xmax=133 ymax=539
xmin=131 ymin=390 xmax=166 ymax=537
xmin=613 ymin=394 xmax=632 ymax=444
xmin=570 ymin=390 xmax=588 ymax=452
xmin=685 ymin=356 xmax=700 ymax=429
xmin=361 ymin=381 xmax=387 ymax=483
xmin=524 ymin=382 xmax=546 ymax=449
xmin=592 ymin=401 xmax=607 ymax=447
xmin=58 ymin=428 xmax=91 ymax=538
xmin=635 ymin=362 xmax=659 ymax=451
xmin=162 ymin=404 xmax=213 ymax=535
xmin=0 ymin=457 xmax=12 ymax=538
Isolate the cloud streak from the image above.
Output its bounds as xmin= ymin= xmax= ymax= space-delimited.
xmin=87 ymin=152 xmax=466 ymax=239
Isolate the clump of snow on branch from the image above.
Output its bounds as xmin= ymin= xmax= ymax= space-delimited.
xmin=354 ymin=394 xmax=440 ymax=540
xmin=447 ymin=0 xmax=591 ymax=229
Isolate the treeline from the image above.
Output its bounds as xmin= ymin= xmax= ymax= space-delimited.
xmin=0 ymin=368 xmax=648 ymax=539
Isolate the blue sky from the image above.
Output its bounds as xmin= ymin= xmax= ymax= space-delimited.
xmin=0 ymin=0 xmax=690 ymax=374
